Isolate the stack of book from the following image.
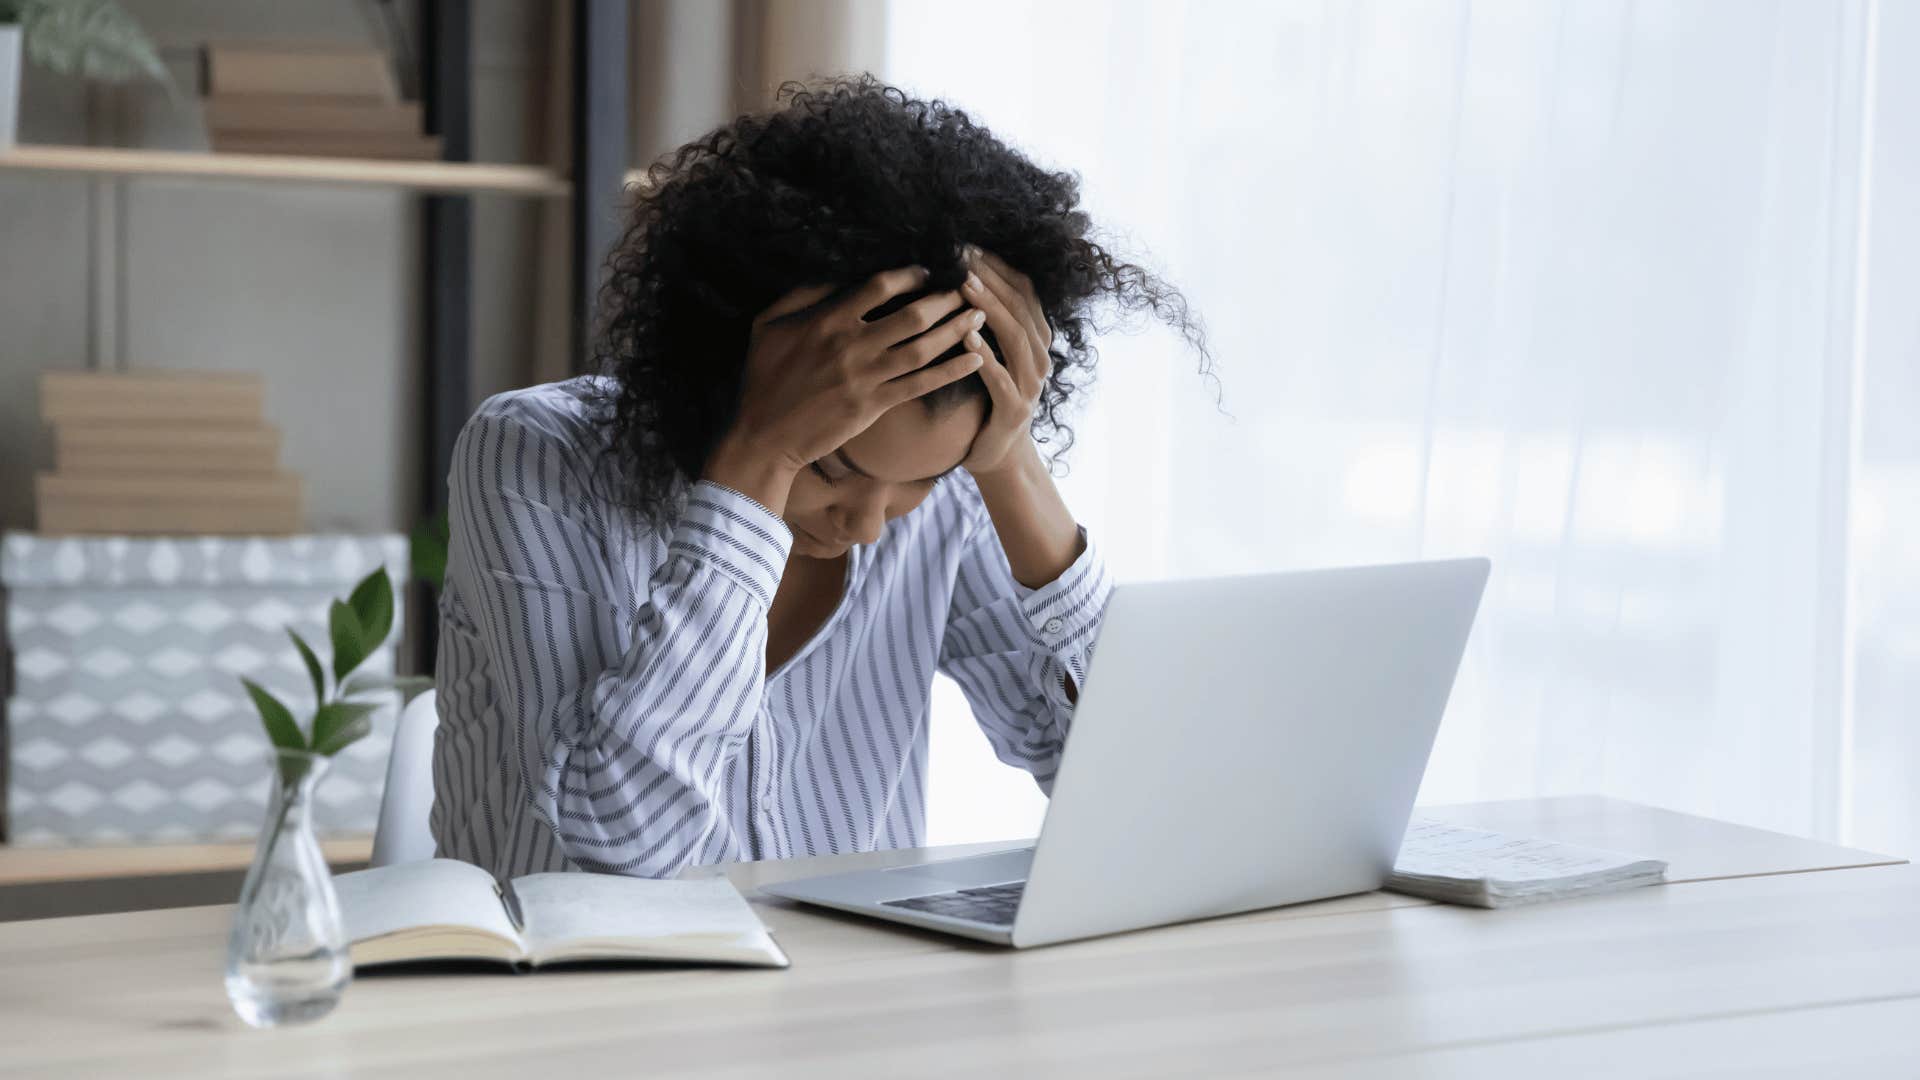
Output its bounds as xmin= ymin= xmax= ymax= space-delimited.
xmin=35 ymin=371 xmax=303 ymax=535
xmin=1387 ymin=819 xmax=1669 ymax=908
xmin=200 ymin=40 xmax=438 ymax=160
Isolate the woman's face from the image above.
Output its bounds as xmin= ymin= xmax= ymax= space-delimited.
xmin=782 ymin=395 xmax=986 ymax=559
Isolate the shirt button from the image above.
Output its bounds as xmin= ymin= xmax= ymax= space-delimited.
xmin=1043 ymin=617 xmax=1065 ymax=635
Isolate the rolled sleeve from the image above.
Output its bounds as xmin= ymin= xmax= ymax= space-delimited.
xmin=669 ymin=480 xmax=794 ymax=608
xmin=940 ymin=502 xmax=1115 ymax=791
xmin=1013 ymin=525 xmax=1111 ymax=657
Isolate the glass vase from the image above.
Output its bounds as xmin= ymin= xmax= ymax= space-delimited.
xmin=224 ymin=748 xmax=353 ymax=1028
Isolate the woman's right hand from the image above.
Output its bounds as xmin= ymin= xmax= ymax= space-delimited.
xmin=702 ymin=265 xmax=988 ymax=516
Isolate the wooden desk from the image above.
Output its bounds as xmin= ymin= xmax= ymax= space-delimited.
xmin=0 ymin=837 xmax=374 ymax=886
xmin=0 ymin=797 xmax=1906 ymax=1077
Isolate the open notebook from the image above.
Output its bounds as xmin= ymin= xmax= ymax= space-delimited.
xmin=331 ymin=859 xmax=788 ymax=970
xmin=1387 ymin=818 xmax=1669 ymax=908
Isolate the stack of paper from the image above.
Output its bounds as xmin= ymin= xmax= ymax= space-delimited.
xmin=201 ymin=41 xmax=440 ymax=160
xmin=36 ymin=371 xmax=301 ymax=535
xmin=1388 ymin=818 xmax=1668 ymax=908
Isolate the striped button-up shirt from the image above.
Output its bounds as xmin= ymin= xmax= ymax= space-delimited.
xmin=430 ymin=377 xmax=1114 ymax=881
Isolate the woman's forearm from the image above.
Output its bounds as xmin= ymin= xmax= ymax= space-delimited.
xmin=968 ymin=440 xmax=1085 ymax=590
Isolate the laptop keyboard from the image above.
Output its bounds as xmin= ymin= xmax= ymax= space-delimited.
xmin=882 ymin=880 xmax=1027 ymax=926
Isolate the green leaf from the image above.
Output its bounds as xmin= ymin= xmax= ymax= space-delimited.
xmin=341 ymin=672 xmax=435 ymax=708
xmin=311 ymin=701 xmax=378 ymax=757
xmin=329 ymin=599 xmax=369 ymax=683
xmin=412 ymin=511 xmax=449 ymax=591
xmin=273 ymin=750 xmax=315 ymax=789
xmin=287 ymin=628 xmax=326 ymax=706
xmin=241 ymin=678 xmax=306 ymax=751
xmin=21 ymin=0 xmax=171 ymax=87
xmin=347 ymin=568 xmax=395 ymax=654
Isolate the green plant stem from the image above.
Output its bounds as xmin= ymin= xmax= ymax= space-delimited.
xmin=252 ymin=776 xmax=297 ymax=896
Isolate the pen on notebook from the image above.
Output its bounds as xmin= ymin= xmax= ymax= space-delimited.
xmin=495 ymin=876 xmax=526 ymax=932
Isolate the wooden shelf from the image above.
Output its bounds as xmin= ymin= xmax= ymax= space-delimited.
xmin=0 ymin=144 xmax=570 ymax=198
xmin=0 ymin=835 xmax=373 ymax=887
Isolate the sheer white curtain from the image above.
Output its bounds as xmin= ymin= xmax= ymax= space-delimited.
xmin=884 ymin=0 xmax=1918 ymax=855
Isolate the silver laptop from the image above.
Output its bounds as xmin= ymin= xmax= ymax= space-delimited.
xmin=759 ymin=557 xmax=1491 ymax=948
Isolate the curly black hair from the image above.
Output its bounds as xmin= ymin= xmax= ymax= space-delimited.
xmin=587 ymin=71 xmax=1212 ymax=529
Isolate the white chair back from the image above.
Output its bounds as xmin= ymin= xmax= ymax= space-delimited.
xmin=370 ymin=688 xmax=439 ymax=867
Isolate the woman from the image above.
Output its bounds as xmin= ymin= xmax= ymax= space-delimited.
xmin=430 ymin=74 xmax=1209 ymax=880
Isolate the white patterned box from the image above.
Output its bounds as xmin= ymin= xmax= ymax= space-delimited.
xmin=1 ymin=532 xmax=409 ymax=845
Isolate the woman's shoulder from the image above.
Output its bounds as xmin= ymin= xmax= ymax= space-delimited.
xmin=466 ymin=375 xmax=616 ymax=446
xmin=456 ymin=375 xmax=633 ymax=498
xmin=463 ymin=375 xmax=630 ymax=469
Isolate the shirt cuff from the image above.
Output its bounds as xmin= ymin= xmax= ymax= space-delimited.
xmin=670 ymin=479 xmax=794 ymax=606
xmin=1015 ymin=525 xmax=1111 ymax=655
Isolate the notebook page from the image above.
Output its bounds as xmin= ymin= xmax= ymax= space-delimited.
xmin=334 ymin=858 xmax=522 ymax=950
xmin=513 ymin=872 xmax=770 ymax=954
xmin=1393 ymin=819 xmax=1661 ymax=883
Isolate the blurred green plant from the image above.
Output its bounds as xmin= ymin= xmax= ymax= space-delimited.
xmin=0 ymin=0 xmax=170 ymax=89
xmin=241 ymin=567 xmax=431 ymax=787
xmin=411 ymin=509 xmax=449 ymax=592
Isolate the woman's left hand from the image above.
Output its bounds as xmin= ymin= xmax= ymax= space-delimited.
xmin=956 ymin=243 xmax=1054 ymax=476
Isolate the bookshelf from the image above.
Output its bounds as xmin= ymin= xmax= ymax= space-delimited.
xmin=0 ymin=144 xmax=571 ymax=198
xmin=0 ymin=836 xmax=372 ymax=887
xmin=0 ymin=836 xmax=374 ymax=921
xmin=0 ymin=3 xmax=632 ymax=684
